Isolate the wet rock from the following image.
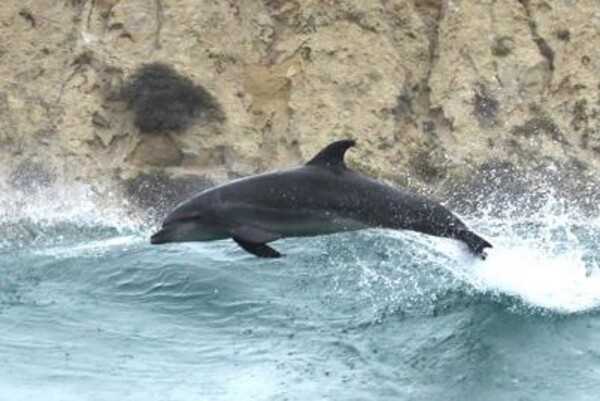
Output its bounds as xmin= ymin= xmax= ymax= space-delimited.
xmin=9 ymin=160 xmax=55 ymax=193
xmin=123 ymin=171 xmax=214 ymax=220
xmin=445 ymin=158 xmax=600 ymax=217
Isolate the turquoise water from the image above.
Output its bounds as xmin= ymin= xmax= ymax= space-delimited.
xmin=2 ymin=185 xmax=600 ymax=400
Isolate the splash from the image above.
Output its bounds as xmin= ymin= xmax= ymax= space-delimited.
xmin=438 ymin=229 xmax=600 ymax=314
xmin=2 ymin=179 xmax=600 ymax=315
xmin=468 ymin=244 xmax=600 ymax=314
xmin=0 ymin=182 xmax=148 ymax=250
xmin=408 ymin=194 xmax=600 ymax=314
xmin=326 ymin=187 xmax=600 ymax=316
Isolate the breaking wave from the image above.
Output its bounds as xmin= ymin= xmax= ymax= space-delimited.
xmin=2 ymin=181 xmax=600 ymax=400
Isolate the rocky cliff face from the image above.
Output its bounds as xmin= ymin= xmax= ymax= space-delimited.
xmin=1 ymin=0 xmax=600 ymax=212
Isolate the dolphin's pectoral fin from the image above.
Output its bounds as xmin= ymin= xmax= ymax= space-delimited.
xmin=231 ymin=225 xmax=280 ymax=244
xmin=230 ymin=226 xmax=282 ymax=258
xmin=232 ymin=237 xmax=282 ymax=258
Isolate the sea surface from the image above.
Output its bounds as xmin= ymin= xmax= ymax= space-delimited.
xmin=1 ymin=184 xmax=600 ymax=401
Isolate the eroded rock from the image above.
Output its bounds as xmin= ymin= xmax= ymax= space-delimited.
xmin=0 ymin=0 xmax=599 ymax=210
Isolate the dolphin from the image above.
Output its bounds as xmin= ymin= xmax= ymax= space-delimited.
xmin=151 ymin=139 xmax=492 ymax=258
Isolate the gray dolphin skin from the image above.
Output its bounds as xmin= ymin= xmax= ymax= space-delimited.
xmin=151 ymin=139 xmax=492 ymax=258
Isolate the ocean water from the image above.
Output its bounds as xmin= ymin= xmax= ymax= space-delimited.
xmin=1 ymin=184 xmax=600 ymax=401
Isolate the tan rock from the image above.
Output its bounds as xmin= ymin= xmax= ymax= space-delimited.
xmin=128 ymin=134 xmax=183 ymax=167
xmin=1 ymin=0 xmax=600 ymax=206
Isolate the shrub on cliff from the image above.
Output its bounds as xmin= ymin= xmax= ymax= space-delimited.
xmin=120 ymin=63 xmax=224 ymax=133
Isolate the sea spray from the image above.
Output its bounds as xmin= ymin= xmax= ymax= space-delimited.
xmin=0 ymin=182 xmax=148 ymax=250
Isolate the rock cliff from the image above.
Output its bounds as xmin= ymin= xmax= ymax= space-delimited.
xmin=1 ymin=0 xmax=599 ymax=212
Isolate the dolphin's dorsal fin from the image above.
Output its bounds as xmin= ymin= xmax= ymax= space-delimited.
xmin=306 ymin=139 xmax=356 ymax=168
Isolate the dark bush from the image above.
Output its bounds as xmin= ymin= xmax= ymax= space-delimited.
xmin=120 ymin=63 xmax=224 ymax=133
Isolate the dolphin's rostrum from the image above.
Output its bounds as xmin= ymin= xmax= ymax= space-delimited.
xmin=151 ymin=140 xmax=492 ymax=258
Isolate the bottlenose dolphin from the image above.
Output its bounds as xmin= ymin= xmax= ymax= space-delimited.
xmin=151 ymin=140 xmax=492 ymax=258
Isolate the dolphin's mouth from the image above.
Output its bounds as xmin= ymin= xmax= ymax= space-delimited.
xmin=150 ymin=228 xmax=170 ymax=244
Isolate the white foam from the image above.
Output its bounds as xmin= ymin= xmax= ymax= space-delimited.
xmin=34 ymin=235 xmax=144 ymax=258
xmin=411 ymin=208 xmax=600 ymax=314
xmin=434 ymin=239 xmax=600 ymax=314
xmin=0 ymin=182 xmax=145 ymax=231
xmin=476 ymin=245 xmax=600 ymax=313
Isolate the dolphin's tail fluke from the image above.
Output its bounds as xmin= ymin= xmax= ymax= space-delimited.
xmin=456 ymin=230 xmax=492 ymax=259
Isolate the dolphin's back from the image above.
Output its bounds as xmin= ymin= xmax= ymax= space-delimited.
xmin=212 ymin=166 xmax=466 ymax=238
